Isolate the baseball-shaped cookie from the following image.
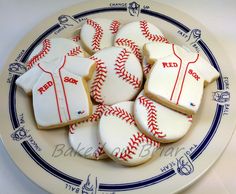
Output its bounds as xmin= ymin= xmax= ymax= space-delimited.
xmin=114 ymin=20 xmax=169 ymax=63
xmin=134 ymin=91 xmax=193 ymax=143
xmin=27 ymin=38 xmax=85 ymax=69
xmin=69 ymin=104 xmax=109 ymax=160
xmin=88 ymin=47 xmax=143 ymax=105
xmin=99 ymin=101 xmax=160 ymax=166
xmin=80 ymin=18 xmax=121 ymax=54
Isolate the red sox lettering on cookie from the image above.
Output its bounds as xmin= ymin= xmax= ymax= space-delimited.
xmin=145 ymin=43 xmax=220 ymax=115
xmin=16 ymin=56 xmax=95 ymax=129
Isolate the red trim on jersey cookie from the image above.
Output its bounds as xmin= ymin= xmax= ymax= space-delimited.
xmin=37 ymin=63 xmax=63 ymax=123
xmin=115 ymin=132 xmax=160 ymax=161
xmin=27 ymin=39 xmax=51 ymax=69
xmin=67 ymin=46 xmax=83 ymax=56
xmin=89 ymin=56 xmax=107 ymax=104
xmin=115 ymin=48 xmax=141 ymax=89
xmin=140 ymin=20 xmax=169 ymax=43
xmin=109 ymin=20 xmax=120 ymax=34
xmin=176 ymin=54 xmax=199 ymax=104
xmin=115 ymin=38 xmax=142 ymax=63
xmin=59 ymin=56 xmax=71 ymax=120
xmin=87 ymin=19 xmax=104 ymax=51
xmin=138 ymin=96 xmax=166 ymax=138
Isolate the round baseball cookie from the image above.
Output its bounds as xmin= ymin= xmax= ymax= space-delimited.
xmin=114 ymin=20 xmax=169 ymax=63
xmin=134 ymin=90 xmax=193 ymax=143
xmin=80 ymin=18 xmax=121 ymax=54
xmin=69 ymin=104 xmax=109 ymax=160
xmin=27 ymin=37 xmax=85 ymax=69
xmin=88 ymin=47 xmax=143 ymax=105
xmin=99 ymin=101 xmax=160 ymax=166
xmin=142 ymin=57 xmax=153 ymax=78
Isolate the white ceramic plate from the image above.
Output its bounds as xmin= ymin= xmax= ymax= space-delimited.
xmin=0 ymin=0 xmax=236 ymax=193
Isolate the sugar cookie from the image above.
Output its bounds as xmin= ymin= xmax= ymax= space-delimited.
xmin=134 ymin=90 xmax=193 ymax=143
xmin=80 ymin=18 xmax=121 ymax=54
xmin=145 ymin=44 xmax=220 ymax=115
xmin=69 ymin=104 xmax=109 ymax=160
xmin=88 ymin=47 xmax=143 ymax=105
xmin=99 ymin=101 xmax=160 ymax=166
xmin=27 ymin=38 xmax=85 ymax=69
xmin=114 ymin=20 xmax=169 ymax=63
xmin=16 ymin=56 xmax=95 ymax=129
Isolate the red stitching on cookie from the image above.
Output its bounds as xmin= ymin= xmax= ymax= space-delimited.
xmin=89 ymin=56 xmax=107 ymax=103
xmin=115 ymin=132 xmax=160 ymax=161
xmin=187 ymin=115 xmax=193 ymax=122
xmin=140 ymin=20 xmax=169 ymax=43
xmin=104 ymin=106 xmax=136 ymax=125
xmin=69 ymin=124 xmax=76 ymax=134
xmin=109 ymin=20 xmax=120 ymax=34
xmin=67 ymin=46 xmax=83 ymax=56
xmin=93 ymin=143 xmax=106 ymax=159
xmin=114 ymin=48 xmax=141 ymax=89
xmin=80 ymin=104 xmax=107 ymax=123
xmin=72 ymin=34 xmax=80 ymax=42
xmin=87 ymin=19 xmax=104 ymax=51
xmin=138 ymin=96 xmax=166 ymax=138
xmin=115 ymin=38 xmax=142 ymax=63
xmin=143 ymin=62 xmax=152 ymax=76
xmin=27 ymin=39 xmax=51 ymax=69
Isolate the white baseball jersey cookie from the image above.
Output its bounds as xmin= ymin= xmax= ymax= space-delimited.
xmin=27 ymin=38 xmax=85 ymax=69
xmin=134 ymin=91 xmax=193 ymax=143
xmin=145 ymin=44 xmax=220 ymax=115
xmin=69 ymin=104 xmax=109 ymax=160
xmin=99 ymin=101 xmax=160 ymax=166
xmin=88 ymin=47 xmax=143 ymax=105
xmin=16 ymin=56 xmax=95 ymax=129
xmin=80 ymin=18 xmax=121 ymax=54
xmin=114 ymin=20 xmax=169 ymax=63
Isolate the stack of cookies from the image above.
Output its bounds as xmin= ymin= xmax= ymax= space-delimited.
xmin=16 ymin=18 xmax=219 ymax=166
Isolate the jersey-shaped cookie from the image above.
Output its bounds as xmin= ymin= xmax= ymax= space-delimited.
xmin=80 ymin=18 xmax=121 ymax=54
xmin=145 ymin=44 xmax=220 ymax=115
xmin=99 ymin=101 xmax=160 ymax=166
xmin=114 ymin=20 xmax=169 ymax=63
xmin=88 ymin=47 xmax=143 ymax=105
xmin=69 ymin=104 xmax=109 ymax=160
xmin=27 ymin=38 xmax=85 ymax=69
xmin=16 ymin=56 xmax=95 ymax=129
xmin=134 ymin=91 xmax=193 ymax=143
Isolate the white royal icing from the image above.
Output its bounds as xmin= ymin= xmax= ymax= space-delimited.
xmin=16 ymin=56 xmax=95 ymax=128
xmin=69 ymin=104 xmax=109 ymax=160
xmin=80 ymin=18 xmax=121 ymax=54
xmin=114 ymin=20 xmax=169 ymax=63
xmin=88 ymin=47 xmax=143 ymax=105
xmin=27 ymin=38 xmax=85 ymax=69
xmin=134 ymin=90 xmax=193 ymax=143
xmin=99 ymin=101 xmax=160 ymax=166
xmin=145 ymin=44 xmax=220 ymax=115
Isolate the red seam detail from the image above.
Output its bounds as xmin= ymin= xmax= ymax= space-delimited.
xmin=143 ymin=62 xmax=152 ymax=76
xmin=27 ymin=39 xmax=51 ymax=69
xmin=140 ymin=20 xmax=169 ymax=43
xmin=89 ymin=56 xmax=107 ymax=103
xmin=109 ymin=20 xmax=120 ymax=34
xmin=59 ymin=56 xmax=71 ymax=120
xmin=37 ymin=63 xmax=62 ymax=123
xmin=115 ymin=38 xmax=142 ymax=63
xmin=69 ymin=124 xmax=76 ymax=134
xmin=80 ymin=104 xmax=107 ymax=123
xmin=170 ymin=44 xmax=182 ymax=101
xmin=72 ymin=34 xmax=80 ymax=42
xmin=176 ymin=54 xmax=199 ymax=104
xmin=138 ymin=96 xmax=166 ymax=138
xmin=93 ymin=143 xmax=106 ymax=159
xmin=187 ymin=115 xmax=193 ymax=122
xmin=67 ymin=46 xmax=83 ymax=56
xmin=114 ymin=48 xmax=141 ymax=89
xmin=87 ymin=19 xmax=104 ymax=51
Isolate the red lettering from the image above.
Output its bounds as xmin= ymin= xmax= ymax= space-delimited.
xmin=162 ymin=62 xmax=178 ymax=68
xmin=188 ymin=69 xmax=200 ymax=81
xmin=38 ymin=81 xmax=53 ymax=94
xmin=64 ymin=76 xmax=78 ymax=85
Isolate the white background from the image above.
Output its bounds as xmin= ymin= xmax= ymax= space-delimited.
xmin=0 ymin=0 xmax=236 ymax=193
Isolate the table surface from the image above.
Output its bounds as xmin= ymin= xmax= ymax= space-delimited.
xmin=0 ymin=0 xmax=236 ymax=193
